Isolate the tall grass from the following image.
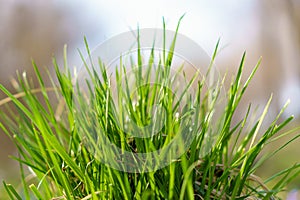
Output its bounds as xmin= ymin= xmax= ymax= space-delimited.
xmin=0 ymin=21 xmax=300 ymax=199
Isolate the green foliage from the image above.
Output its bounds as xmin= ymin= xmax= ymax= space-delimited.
xmin=0 ymin=21 xmax=300 ymax=199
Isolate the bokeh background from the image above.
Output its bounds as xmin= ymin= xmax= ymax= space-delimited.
xmin=0 ymin=0 xmax=299 ymax=198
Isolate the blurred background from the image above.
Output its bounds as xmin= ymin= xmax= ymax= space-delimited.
xmin=0 ymin=0 xmax=299 ymax=198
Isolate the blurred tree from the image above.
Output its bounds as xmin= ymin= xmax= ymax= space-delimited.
xmin=244 ymin=0 xmax=300 ymax=118
xmin=0 ymin=1 xmax=79 ymax=78
xmin=286 ymin=0 xmax=300 ymax=77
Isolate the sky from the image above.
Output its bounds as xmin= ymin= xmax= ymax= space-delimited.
xmin=55 ymin=0 xmax=258 ymax=54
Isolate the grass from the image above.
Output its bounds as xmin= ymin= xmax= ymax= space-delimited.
xmin=1 ymin=19 xmax=300 ymax=199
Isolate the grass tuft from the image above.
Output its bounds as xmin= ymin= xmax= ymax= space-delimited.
xmin=0 ymin=20 xmax=300 ymax=199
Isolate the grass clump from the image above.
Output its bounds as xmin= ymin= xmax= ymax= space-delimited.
xmin=1 ymin=20 xmax=300 ymax=199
